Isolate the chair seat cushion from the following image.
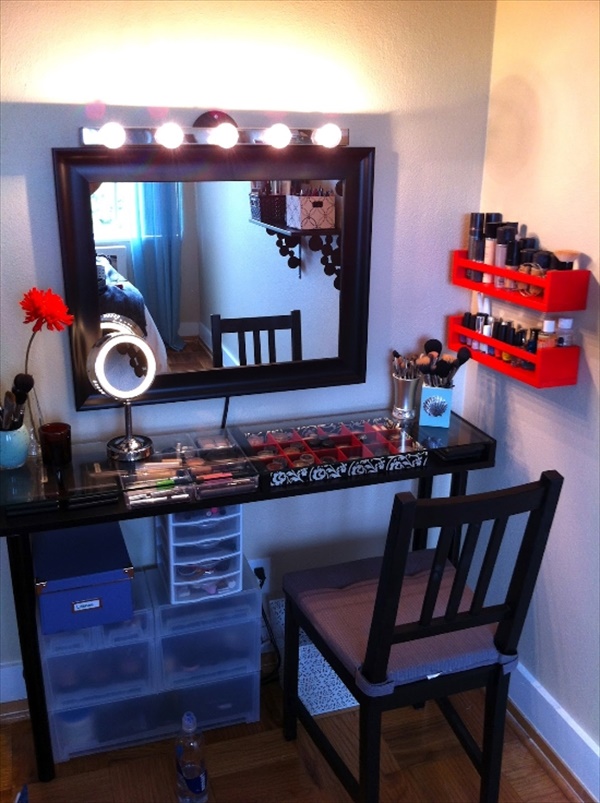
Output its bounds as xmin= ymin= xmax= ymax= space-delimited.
xmin=283 ymin=550 xmax=516 ymax=697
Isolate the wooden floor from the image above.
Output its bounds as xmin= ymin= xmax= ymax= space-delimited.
xmin=167 ymin=337 xmax=213 ymax=373
xmin=0 ymin=675 xmax=589 ymax=803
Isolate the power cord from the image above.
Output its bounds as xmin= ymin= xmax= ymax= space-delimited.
xmin=253 ymin=566 xmax=281 ymax=685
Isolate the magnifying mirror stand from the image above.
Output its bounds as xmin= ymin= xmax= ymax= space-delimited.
xmin=107 ymin=400 xmax=153 ymax=462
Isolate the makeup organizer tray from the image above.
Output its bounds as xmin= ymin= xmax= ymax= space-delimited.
xmin=117 ymin=432 xmax=259 ymax=508
xmin=233 ymin=414 xmax=428 ymax=489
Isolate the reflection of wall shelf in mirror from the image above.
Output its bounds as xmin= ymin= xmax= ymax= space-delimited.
xmin=250 ymin=219 xmax=341 ymax=287
xmin=449 ymin=249 xmax=590 ymax=388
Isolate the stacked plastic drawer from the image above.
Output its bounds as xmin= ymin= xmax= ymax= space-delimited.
xmin=41 ymin=561 xmax=261 ymax=763
xmin=42 ymin=572 xmax=155 ymax=762
xmin=146 ymin=562 xmax=261 ymax=726
xmin=155 ymin=505 xmax=243 ymax=604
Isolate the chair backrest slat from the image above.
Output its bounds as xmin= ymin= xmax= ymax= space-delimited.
xmin=470 ymin=516 xmax=508 ymax=614
xmin=361 ymin=471 xmax=563 ymax=686
xmin=446 ymin=521 xmax=481 ymax=619
xmin=419 ymin=525 xmax=455 ymax=625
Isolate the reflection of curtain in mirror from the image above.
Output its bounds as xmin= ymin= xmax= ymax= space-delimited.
xmin=130 ymin=183 xmax=184 ymax=350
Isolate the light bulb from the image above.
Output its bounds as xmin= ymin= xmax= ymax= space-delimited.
xmin=155 ymin=122 xmax=184 ymax=149
xmin=98 ymin=122 xmax=126 ymax=149
xmin=312 ymin=123 xmax=343 ymax=148
xmin=265 ymin=123 xmax=292 ymax=149
xmin=207 ymin=122 xmax=239 ymax=149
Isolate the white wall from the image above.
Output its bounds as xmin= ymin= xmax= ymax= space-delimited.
xmin=1 ymin=0 xmax=597 ymax=795
xmin=471 ymin=1 xmax=599 ymax=794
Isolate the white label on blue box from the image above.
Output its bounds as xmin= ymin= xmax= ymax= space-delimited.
xmin=72 ymin=597 xmax=102 ymax=613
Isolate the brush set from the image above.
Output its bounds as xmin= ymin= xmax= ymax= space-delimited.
xmin=392 ymin=339 xmax=471 ymax=388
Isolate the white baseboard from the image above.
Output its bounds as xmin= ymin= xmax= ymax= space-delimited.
xmin=510 ymin=663 xmax=600 ymax=800
xmin=0 ymin=661 xmax=26 ymax=703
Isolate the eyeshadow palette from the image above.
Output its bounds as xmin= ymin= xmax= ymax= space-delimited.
xmin=234 ymin=414 xmax=428 ymax=489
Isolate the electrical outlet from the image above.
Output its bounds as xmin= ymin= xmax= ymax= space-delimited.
xmin=248 ymin=558 xmax=272 ymax=653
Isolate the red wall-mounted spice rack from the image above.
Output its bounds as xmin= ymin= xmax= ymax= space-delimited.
xmin=447 ymin=315 xmax=580 ymax=388
xmin=451 ymin=249 xmax=590 ymax=312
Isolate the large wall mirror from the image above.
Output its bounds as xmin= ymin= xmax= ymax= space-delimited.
xmin=53 ymin=144 xmax=375 ymax=410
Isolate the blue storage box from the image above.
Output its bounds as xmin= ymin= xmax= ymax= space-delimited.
xmin=33 ymin=523 xmax=134 ymax=635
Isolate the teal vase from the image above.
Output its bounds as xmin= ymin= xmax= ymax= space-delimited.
xmin=0 ymin=425 xmax=30 ymax=470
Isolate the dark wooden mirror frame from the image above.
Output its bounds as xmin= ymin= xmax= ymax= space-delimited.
xmin=53 ymin=144 xmax=375 ymax=411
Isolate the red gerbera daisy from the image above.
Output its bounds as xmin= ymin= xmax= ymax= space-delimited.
xmin=19 ymin=287 xmax=74 ymax=374
xmin=20 ymin=287 xmax=74 ymax=333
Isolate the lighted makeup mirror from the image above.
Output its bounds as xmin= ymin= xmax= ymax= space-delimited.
xmin=87 ymin=329 xmax=157 ymax=460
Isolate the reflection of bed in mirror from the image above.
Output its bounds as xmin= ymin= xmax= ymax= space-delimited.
xmin=96 ymin=255 xmax=169 ymax=373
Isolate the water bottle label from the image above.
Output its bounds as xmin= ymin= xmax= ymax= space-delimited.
xmin=177 ymin=762 xmax=207 ymax=794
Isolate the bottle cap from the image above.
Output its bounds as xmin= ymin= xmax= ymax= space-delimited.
xmin=469 ymin=212 xmax=484 ymax=232
xmin=182 ymin=711 xmax=197 ymax=733
xmin=519 ymin=236 xmax=537 ymax=249
xmin=496 ymin=225 xmax=515 ymax=245
xmin=542 ymin=319 xmax=556 ymax=334
xmin=519 ymin=248 xmax=537 ymax=265
xmin=533 ymin=250 xmax=553 ymax=270
xmin=558 ymin=317 xmax=573 ymax=330
xmin=485 ymin=221 xmax=501 ymax=238
xmin=485 ymin=212 xmax=502 ymax=224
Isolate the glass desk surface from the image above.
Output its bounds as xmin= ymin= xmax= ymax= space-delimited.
xmin=0 ymin=411 xmax=495 ymax=522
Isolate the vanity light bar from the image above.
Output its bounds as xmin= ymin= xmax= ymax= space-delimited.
xmin=79 ymin=124 xmax=349 ymax=149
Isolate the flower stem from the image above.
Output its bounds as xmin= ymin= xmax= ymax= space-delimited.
xmin=24 ymin=331 xmax=37 ymax=375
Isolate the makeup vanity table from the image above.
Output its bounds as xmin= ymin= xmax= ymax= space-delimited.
xmin=0 ymin=410 xmax=495 ymax=781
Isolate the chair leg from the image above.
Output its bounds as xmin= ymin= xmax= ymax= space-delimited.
xmin=480 ymin=667 xmax=510 ymax=803
xmin=359 ymin=702 xmax=382 ymax=803
xmin=283 ymin=597 xmax=300 ymax=741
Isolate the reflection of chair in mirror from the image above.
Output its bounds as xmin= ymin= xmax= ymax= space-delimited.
xmin=282 ymin=471 xmax=564 ymax=803
xmin=211 ymin=310 xmax=302 ymax=367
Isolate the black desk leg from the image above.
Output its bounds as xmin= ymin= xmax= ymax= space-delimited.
xmin=449 ymin=471 xmax=468 ymax=563
xmin=6 ymin=534 xmax=55 ymax=782
xmin=414 ymin=476 xmax=434 ymax=549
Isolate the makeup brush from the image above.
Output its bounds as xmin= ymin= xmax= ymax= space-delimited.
xmin=2 ymin=391 xmax=16 ymax=430
xmin=12 ymin=373 xmax=35 ymax=394
xmin=423 ymin=338 xmax=443 ymax=357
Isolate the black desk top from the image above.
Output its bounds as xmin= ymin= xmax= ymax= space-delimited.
xmin=0 ymin=411 xmax=495 ymax=537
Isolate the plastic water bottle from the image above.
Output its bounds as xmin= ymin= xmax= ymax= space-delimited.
xmin=176 ymin=711 xmax=208 ymax=803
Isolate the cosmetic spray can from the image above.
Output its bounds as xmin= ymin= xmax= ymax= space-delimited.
xmin=504 ymin=237 xmax=519 ymax=290
xmin=493 ymin=225 xmax=514 ymax=288
xmin=467 ymin=212 xmax=485 ymax=280
xmin=483 ymin=217 xmax=502 ymax=283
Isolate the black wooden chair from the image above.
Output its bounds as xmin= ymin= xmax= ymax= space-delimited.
xmin=211 ymin=310 xmax=302 ymax=367
xmin=282 ymin=470 xmax=563 ymax=803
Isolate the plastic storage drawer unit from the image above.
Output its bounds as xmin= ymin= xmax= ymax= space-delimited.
xmin=155 ymin=505 xmax=243 ymax=604
xmin=33 ymin=523 xmax=134 ymax=635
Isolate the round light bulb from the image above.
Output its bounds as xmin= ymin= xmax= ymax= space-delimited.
xmin=265 ymin=123 xmax=292 ymax=149
xmin=98 ymin=122 xmax=127 ymax=149
xmin=207 ymin=122 xmax=239 ymax=149
xmin=312 ymin=123 xmax=343 ymax=148
xmin=155 ymin=122 xmax=184 ymax=149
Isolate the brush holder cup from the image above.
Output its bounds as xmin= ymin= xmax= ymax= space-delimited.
xmin=391 ymin=375 xmax=423 ymax=422
xmin=0 ymin=424 xmax=30 ymax=470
